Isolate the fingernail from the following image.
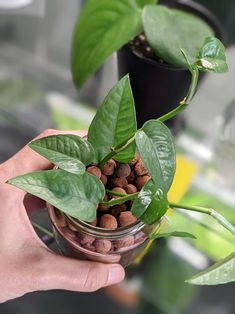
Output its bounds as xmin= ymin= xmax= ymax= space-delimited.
xmin=108 ymin=266 xmax=125 ymax=285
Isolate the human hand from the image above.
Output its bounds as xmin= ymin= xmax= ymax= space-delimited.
xmin=0 ymin=129 xmax=125 ymax=303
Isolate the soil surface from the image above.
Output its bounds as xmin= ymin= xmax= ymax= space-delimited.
xmin=129 ymin=33 xmax=166 ymax=64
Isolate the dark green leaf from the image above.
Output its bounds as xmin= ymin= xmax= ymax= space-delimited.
xmin=135 ymin=120 xmax=176 ymax=192
xmin=186 ymin=253 xmax=235 ymax=285
xmin=29 ymin=135 xmax=95 ymax=175
xmin=8 ymin=170 xmax=105 ymax=222
xmin=150 ymin=231 xmax=196 ymax=240
xmin=197 ymin=37 xmax=228 ymax=73
xmin=71 ymin=0 xmax=143 ymax=87
xmin=131 ymin=179 xmax=168 ymax=225
xmin=88 ymin=75 xmax=137 ymax=163
xmin=142 ymin=5 xmax=213 ymax=67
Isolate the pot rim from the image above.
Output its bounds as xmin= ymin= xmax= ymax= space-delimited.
xmin=124 ymin=0 xmax=225 ymax=71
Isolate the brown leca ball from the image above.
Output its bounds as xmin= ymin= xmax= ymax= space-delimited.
xmin=86 ymin=166 xmax=102 ymax=179
xmin=129 ymin=153 xmax=140 ymax=166
xmin=95 ymin=239 xmax=112 ymax=254
xmin=111 ymin=204 xmax=127 ymax=218
xmin=126 ymin=170 xmax=136 ymax=183
xmin=115 ymin=235 xmax=135 ymax=250
xmin=135 ymin=175 xmax=151 ymax=190
xmin=111 ymin=176 xmax=128 ymax=188
xmin=116 ymin=164 xmax=131 ymax=178
xmin=124 ymin=184 xmax=137 ymax=194
xmin=102 ymin=159 xmax=116 ymax=176
xmin=79 ymin=235 xmax=95 ymax=246
xmin=119 ymin=211 xmax=137 ymax=227
xmin=134 ymin=160 xmax=148 ymax=176
xmin=99 ymin=214 xmax=118 ymax=229
xmin=100 ymin=174 xmax=108 ymax=186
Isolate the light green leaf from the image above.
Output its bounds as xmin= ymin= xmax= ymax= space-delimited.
xmin=88 ymin=75 xmax=137 ymax=163
xmin=29 ymin=135 xmax=95 ymax=175
xmin=187 ymin=253 xmax=235 ymax=285
xmin=150 ymin=231 xmax=196 ymax=240
xmin=142 ymin=5 xmax=213 ymax=67
xmin=197 ymin=37 xmax=228 ymax=73
xmin=135 ymin=120 xmax=176 ymax=192
xmin=71 ymin=0 xmax=143 ymax=87
xmin=131 ymin=179 xmax=168 ymax=224
xmin=8 ymin=170 xmax=105 ymax=222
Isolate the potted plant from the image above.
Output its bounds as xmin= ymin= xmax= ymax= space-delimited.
xmin=71 ymin=0 xmax=224 ymax=128
xmin=7 ymin=37 xmax=235 ymax=285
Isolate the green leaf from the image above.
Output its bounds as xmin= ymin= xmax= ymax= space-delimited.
xmin=186 ymin=253 xmax=235 ymax=285
xmin=135 ymin=120 xmax=176 ymax=192
xmin=88 ymin=75 xmax=137 ymax=163
xmin=197 ymin=37 xmax=228 ymax=73
xmin=150 ymin=231 xmax=196 ymax=240
xmin=8 ymin=170 xmax=105 ymax=222
xmin=135 ymin=0 xmax=157 ymax=8
xmin=29 ymin=135 xmax=95 ymax=175
xmin=71 ymin=0 xmax=143 ymax=87
xmin=131 ymin=179 xmax=168 ymax=225
xmin=142 ymin=5 xmax=214 ymax=67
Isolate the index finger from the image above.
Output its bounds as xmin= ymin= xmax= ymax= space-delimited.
xmin=0 ymin=129 xmax=87 ymax=183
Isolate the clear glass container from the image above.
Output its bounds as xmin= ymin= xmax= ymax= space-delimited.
xmin=47 ymin=203 xmax=162 ymax=267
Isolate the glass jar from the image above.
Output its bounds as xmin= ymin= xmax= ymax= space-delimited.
xmin=47 ymin=203 xmax=162 ymax=267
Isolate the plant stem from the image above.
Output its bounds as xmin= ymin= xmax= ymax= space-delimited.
xmin=31 ymin=221 xmax=54 ymax=238
xmin=170 ymin=203 xmax=235 ymax=236
xmin=158 ymin=67 xmax=199 ymax=123
xmin=99 ymin=134 xmax=135 ymax=168
xmin=99 ymin=65 xmax=199 ymax=165
xmin=106 ymin=189 xmax=130 ymax=197
xmin=101 ymin=192 xmax=139 ymax=207
xmin=185 ymin=67 xmax=199 ymax=104
xmin=158 ymin=100 xmax=187 ymax=123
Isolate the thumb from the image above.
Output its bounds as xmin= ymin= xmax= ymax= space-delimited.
xmin=37 ymin=251 xmax=125 ymax=293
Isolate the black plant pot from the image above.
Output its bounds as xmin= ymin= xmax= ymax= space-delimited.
xmin=117 ymin=0 xmax=224 ymax=131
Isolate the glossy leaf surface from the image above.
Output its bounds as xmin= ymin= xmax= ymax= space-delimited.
xmin=131 ymin=179 xmax=168 ymax=225
xmin=135 ymin=120 xmax=176 ymax=192
xmin=8 ymin=170 xmax=105 ymax=222
xmin=150 ymin=231 xmax=196 ymax=240
xmin=142 ymin=5 xmax=213 ymax=67
xmin=197 ymin=37 xmax=228 ymax=73
xmin=187 ymin=253 xmax=235 ymax=285
xmin=29 ymin=135 xmax=95 ymax=175
xmin=88 ymin=75 xmax=137 ymax=163
xmin=71 ymin=0 xmax=143 ymax=87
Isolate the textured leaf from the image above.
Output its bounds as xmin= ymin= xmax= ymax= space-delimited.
xmin=150 ymin=231 xmax=196 ymax=240
xmin=71 ymin=0 xmax=143 ymax=87
xmin=135 ymin=120 xmax=176 ymax=192
xmin=131 ymin=179 xmax=168 ymax=225
xmin=187 ymin=253 xmax=235 ymax=285
xmin=197 ymin=37 xmax=228 ymax=73
xmin=142 ymin=5 xmax=213 ymax=67
xmin=29 ymin=135 xmax=95 ymax=175
xmin=88 ymin=75 xmax=137 ymax=163
xmin=8 ymin=170 xmax=105 ymax=222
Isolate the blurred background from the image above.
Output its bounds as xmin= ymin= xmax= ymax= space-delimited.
xmin=0 ymin=0 xmax=234 ymax=313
